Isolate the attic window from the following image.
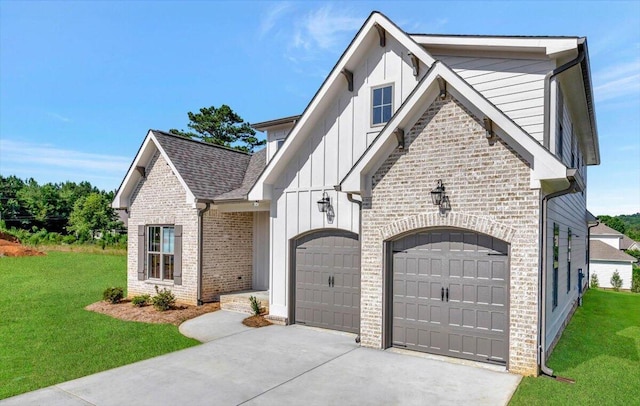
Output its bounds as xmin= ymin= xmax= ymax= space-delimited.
xmin=372 ymin=85 xmax=393 ymax=126
xmin=276 ymin=139 xmax=285 ymax=151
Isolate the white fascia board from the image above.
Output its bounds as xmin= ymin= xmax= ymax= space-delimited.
xmin=112 ymin=131 xmax=156 ymax=209
xmin=341 ymin=62 xmax=567 ymax=193
xmin=247 ymin=12 xmax=436 ymax=201
xmin=149 ymin=133 xmax=197 ymax=207
xmin=411 ymin=35 xmax=578 ymax=57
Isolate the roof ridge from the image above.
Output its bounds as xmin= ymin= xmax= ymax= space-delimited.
xmin=151 ymin=129 xmax=252 ymax=155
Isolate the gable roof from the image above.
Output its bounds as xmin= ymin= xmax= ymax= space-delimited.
xmin=590 ymin=222 xmax=624 ymax=237
xmin=620 ymin=235 xmax=640 ymax=251
xmin=248 ymin=11 xmax=435 ymax=201
xmin=590 ymin=240 xmax=636 ymax=263
xmin=113 ymin=130 xmax=260 ymax=209
xmin=339 ymin=61 xmax=568 ymax=194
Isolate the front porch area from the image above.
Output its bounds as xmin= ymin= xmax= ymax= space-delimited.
xmin=219 ymin=290 xmax=269 ymax=315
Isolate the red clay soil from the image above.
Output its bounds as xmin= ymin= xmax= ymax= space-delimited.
xmin=0 ymin=232 xmax=45 ymax=257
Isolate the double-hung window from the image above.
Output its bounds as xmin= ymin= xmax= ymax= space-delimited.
xmin=148 ymin=226 xmax=175 ymax=280
xmin=372 ymin=85 xmax=393 ymax=126
xmin=552 ymin=223 xmax=559 ymax=310
xmin=567 ymin=228 xmax=572 ymax=293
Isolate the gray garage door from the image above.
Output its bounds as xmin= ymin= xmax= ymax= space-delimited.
xmin=392 ymin=229 xmax=509 ymax=364
xmin=295 ymin=230 xmax=360 ymax=333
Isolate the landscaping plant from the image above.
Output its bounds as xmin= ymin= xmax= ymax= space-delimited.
xmin=590 ymin=273 xmax=599 ymax=289
xmin=610 ymin=270 xmax=623 ymax=292
xmin=632 ymin=265 xmax=640 ymax=293
xmin=103 ymin=286 xmax=124 ymax=304
xmin=151 ymin=286 xmax=176 ymax=311
xmin=249 ymin=295 xmax=262 ymax=316
xmin=131 ymin=294 xmax=150 ymax=307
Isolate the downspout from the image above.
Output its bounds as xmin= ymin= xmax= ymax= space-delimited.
xmin=538 ymin=42 xmax=586 ymax=378
xmin=335 ymin=185 xmax=363 ymax=344
xmin=543 ymin=45 xmax=586 ymax=150
xmin=197 ymin=202 xmax=211 ymax=305
xmin=539 ymin=178 xmax=580 ymax=378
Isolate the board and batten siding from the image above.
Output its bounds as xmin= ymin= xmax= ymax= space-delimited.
xmin=268 ymin=36 xmax=427 ymax=319
xmin=433 ymin=55 xmax=555 ymax=142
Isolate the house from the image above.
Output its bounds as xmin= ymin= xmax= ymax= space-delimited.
xmin=588 ymin=221 xmax=637 ymax=289
xmin=113 ymin=12 xmax=600 ymax=377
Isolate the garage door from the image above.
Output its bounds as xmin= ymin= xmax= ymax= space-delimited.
xmin=392 ymin=229 xmax=509 ymax=364
xmin=295 ymin=230 xmax=360 ymax=333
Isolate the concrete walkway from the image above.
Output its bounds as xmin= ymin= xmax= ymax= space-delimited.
xmin=2 ymin=311 xmax=521 ymax=406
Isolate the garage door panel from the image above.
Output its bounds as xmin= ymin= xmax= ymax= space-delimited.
xmin=392 ymin=229 xmax=509 ymax=364
xmin=295 ymin=230 xmax=360 ymax=334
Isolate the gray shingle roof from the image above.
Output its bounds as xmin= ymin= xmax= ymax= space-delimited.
xmin=590 ymin=222 xmax=623 ymax=236
xmin=214 ymin=149 xmax=266 ymax=201
xmin=590 ymin=240 xmax=636 ymax=262
xmin=620 ymin=235 xmax=640 ymax=251
xmin=151 ymin=130 xmax=259 ymax=202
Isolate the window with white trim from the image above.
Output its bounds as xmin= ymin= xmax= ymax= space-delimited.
xmin=372 ymin=85 xmax=393 ymax=126
xmin=552 ymin=223 xmax=559 ymax=310
xmin=148 ymin=226 xmax=175 ymax=280
xmin=276 ymin=139 xmax=285 ymax=151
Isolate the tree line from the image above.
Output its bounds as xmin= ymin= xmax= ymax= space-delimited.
xmin=0 ymin=175 xmax=124 ymax=246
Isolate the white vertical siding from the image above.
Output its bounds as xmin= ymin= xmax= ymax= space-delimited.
xmin=268 ymin=36 xmax=427 ymax=319
xmin=266 ymin=125 xmax=294 ymax=162
xmin=434 ymin=55 xmax=554 ymax=142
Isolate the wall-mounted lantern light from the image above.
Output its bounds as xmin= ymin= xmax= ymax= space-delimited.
xmin=430 ymin=179 xmax=445 ymax=206
xmin=430 ymin=180 xmax=451 ymax=216
xmin=317 ymin=192 xmax=330 ymax=213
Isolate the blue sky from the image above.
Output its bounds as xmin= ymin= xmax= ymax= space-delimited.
xmin=0 ymin=1 xmax=638 ymax=215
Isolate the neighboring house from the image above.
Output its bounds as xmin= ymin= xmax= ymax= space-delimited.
xmin=621 ymin=235 xmax=640 ymax=251
xmin=588 ymin=221 xmax=638 ymax=290
xmin=114 ymin=12 xmax=600 ymax=377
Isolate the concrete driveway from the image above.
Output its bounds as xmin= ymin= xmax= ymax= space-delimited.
xmin=1 ymin=311 xmax=521 ymax=405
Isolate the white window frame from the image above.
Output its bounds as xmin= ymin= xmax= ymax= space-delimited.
xmin=147 ymin=225 xmax=175 ymax=281
xmin=371 ymin=83 xmax=394 ymax=127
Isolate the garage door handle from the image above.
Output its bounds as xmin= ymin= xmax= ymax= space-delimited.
xmin=331 ymin=276 xmax=334 ymax=287
xmin=328 ymin=276 xmax=331 ymax=287
xmin=441 ymin=287 xmax=444 ymax=301
xmin=446 ymin=288 xmax=449 ymax=302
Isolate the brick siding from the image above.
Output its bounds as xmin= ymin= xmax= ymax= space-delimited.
xmin=360 ymin=95 xmax=540 ymax=375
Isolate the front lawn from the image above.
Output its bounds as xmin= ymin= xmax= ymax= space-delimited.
xmin=510 ymin=289 xmax=640 ymax=405
xmin=0 ymin=252 xmax=199 ymax=400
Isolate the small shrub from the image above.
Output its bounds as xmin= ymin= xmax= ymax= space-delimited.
xmin=131 ymin=294 xmax=150 ymax=307
xmin=610 ymin=270 xmax=623 ymax=292
xmin=249 ymin=295 xmax=262 ymax=316
xmin=103 ymin=286 xmax=124 ymax=304
xmin=590 ymin=273 xmax=599 ymax=289
xmin=151 ymin=286 xmax=176 ymax=311
xmin=632 ymin=266 xmax=640 ymax=293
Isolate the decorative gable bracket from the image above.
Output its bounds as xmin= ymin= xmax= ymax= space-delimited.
xmin=341 ymin=69 xmax=354 ymax=92
xmin=394 ymin=128 xmax=405 ymax=149
xmin=135 ymin=166 xmax=146 ymax=178
xmin=408 ymin=52 xmax=420 ymax=77
xmin=374 ymin=23 xmax=386 ymax=47
xmin=483 ymin=118 xmax=497 ymax=145
xmin=436 ymin=76 xmax=447 ymax=99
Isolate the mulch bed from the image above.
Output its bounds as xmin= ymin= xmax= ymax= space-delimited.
xmin=86 ymin=300 xmax=220 ymax=326
xmin=242 ymin=315 xmax=272 ymax=328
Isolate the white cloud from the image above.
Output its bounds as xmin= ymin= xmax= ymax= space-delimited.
xmin=259 ymin=2 xmax=294 ymax=38
xmin=287 ymin=5 xmax=362 ymax=57
xmin=593 ymin=59 xmax=640 ymax=103
xmin=0 ymin=139 xmax=130 ymax=190
xmin=46 ymin=112 xmax=71 ymax=123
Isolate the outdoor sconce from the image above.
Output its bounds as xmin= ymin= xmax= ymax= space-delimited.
xmin=317 ymin=192 xmax=330 ymax=213
xmin=430 ymin=180 xmax=445 ymax=206
xmin=430 ymin=180 xmax=451 ymax=216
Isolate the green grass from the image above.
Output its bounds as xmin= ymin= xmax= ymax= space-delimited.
xmin=510 ymin=289 xmax=640 ymax=405
xmin=0 ymin=252 xmax=199 ymax=399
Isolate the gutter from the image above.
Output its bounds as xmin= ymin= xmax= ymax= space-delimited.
xmin=197 ymin=202 xmax=211 ymax=305
xmin=335 ymin=185 xmax=363 ymax=344
xmin=538 ymin=173 xmax=581 ymax=378
xmin=542 ymin=44 xmax=585 ymax=151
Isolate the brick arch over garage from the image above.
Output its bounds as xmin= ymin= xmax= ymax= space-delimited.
xmin=379 ymin=212 xmax=517 ymax=243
